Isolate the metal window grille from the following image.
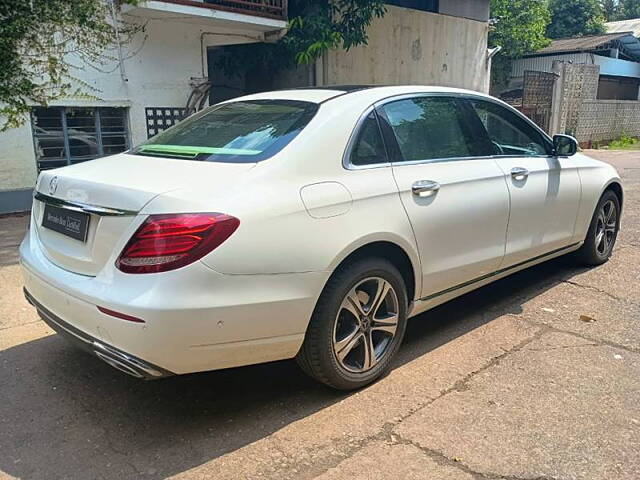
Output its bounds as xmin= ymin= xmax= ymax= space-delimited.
xmin=31 ymin=107 xmax=130 ymax=171
xmin=145 ymin=107 xmax=188 ymax=138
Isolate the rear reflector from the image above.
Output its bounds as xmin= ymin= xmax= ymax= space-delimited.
xmin=97 ymin=306 xmax=145 ymax=323
xmin=116 ymin=213 xmax=239 ymax=274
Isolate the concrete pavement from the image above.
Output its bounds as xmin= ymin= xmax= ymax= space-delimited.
xmin=0 ymin=150 xmax=638 ymax=480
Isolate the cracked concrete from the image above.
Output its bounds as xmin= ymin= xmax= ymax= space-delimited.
xmin=394 ymin=332 xmax=640 ymax=480
xmin=0 ymin=150 xmax=639 ymax=480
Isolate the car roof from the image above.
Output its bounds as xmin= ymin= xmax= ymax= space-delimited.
xmin=232 ymin=85 xmax=493 ymax=105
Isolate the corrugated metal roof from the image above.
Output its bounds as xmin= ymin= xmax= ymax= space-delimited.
xmin=511 ymin=53 xmax=593 ymax=77
xmin=606 ymin=18 xmax=640 ymax=37
xmin=536 ymin=32 xmax=632 ymax=54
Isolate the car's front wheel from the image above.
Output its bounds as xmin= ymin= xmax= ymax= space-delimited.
xmin=575 ymin=189 xmax=620 ymax=266
xmin=297 ymin=257 xmax=408 ymax=390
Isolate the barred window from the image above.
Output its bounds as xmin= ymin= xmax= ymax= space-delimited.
xmin=31 ymin=107 xmax=129 ymax=171
xmin=145 ymin=107 xmax=188 ymax=138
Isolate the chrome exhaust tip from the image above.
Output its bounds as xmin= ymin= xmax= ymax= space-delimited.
xmin=94 ymin=351 xmax=145 ymax=378
xmin=92 ymin=341 xmax=166 ymax=379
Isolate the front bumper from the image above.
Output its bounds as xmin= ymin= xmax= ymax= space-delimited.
xmin=24 ymin=288 xmax=173 ymax=379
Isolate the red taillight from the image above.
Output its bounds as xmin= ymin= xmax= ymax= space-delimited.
xmin=116 ymin=213 xmax=240 ymax=274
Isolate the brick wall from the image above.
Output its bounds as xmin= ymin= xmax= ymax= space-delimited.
xmin=557 ymin=64 xmax=599 ymax=136
xmin=555 ymin=62 xmax=640 ymax=143
xmin=575 ymin=100 xmax=640 ymax=143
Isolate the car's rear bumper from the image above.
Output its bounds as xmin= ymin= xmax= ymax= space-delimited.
xmin=24 ymin=288 xmax=173 ymax=379
xmin=20 ymin=231 xmax=330 ymax=376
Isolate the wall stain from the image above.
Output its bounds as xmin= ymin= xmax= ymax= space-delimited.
xmin=411 ymin=38 xmax=422 ymax=61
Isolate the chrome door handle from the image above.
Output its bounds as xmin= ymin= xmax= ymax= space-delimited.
xmin=411 ymin=180 xmax=440 ymax=197
xmin=510 ymin=167 xmax=529 ymax=181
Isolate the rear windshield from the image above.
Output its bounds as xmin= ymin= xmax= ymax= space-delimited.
xmin=131 ymin=100 xmax=318 ymax=163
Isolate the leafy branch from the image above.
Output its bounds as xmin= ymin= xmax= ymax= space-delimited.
xmin=0 ymin=0 xmax=143 ymax=131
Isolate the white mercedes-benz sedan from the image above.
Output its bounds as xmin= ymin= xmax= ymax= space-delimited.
xmin=21 ymin=85 xmax=622 ymax=390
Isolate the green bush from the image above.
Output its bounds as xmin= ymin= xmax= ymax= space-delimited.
xmin=609 ymin=133 xmax=640 ymax=149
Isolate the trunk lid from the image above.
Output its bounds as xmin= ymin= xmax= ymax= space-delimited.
xmin=33 ymin=154 xmax=255 ymax=276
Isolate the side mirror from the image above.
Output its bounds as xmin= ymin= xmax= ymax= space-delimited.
xmin=553 ymin=134 xmax=578 ymax=156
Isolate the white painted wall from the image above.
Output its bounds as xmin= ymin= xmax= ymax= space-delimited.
xmin=0 ymin=122 xmax=37 ymax=191
xmin=324 ymin=6 xmax=490 ymax=93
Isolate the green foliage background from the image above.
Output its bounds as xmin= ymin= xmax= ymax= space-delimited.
xmin=606 ymin=0 xmax=640 ymax=20
xmin=547 ymin=0 xmax=606 ymax=39
xmin=489 ymin=0 xmax=551 ymax=93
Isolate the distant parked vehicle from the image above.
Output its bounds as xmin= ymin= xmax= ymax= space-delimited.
xmin=21 ymin=86 xmax=623 ymax=390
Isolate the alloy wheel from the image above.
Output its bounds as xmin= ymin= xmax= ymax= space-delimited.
xmin=332 ymin=277 xmax=399 ymax=373
xmin=595 ymin=199 xmax=617 ymax=256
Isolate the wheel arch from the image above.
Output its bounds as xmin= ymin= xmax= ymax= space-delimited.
xmin=604 ymin=180 xmax=623 ymax=211
xmin=327 ymin=238 xmax=420 ymax=305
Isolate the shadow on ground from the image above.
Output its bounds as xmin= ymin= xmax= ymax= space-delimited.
xmin=0 ymin=256 xmax=587 ymax=480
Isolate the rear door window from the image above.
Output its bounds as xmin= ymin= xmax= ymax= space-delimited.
xmin=132 ymin=100 xmax=318 ymax=163
xmin=378 ymin=96 xmax=490 ymax=162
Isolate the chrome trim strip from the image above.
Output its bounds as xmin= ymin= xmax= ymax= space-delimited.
xmin=24 ymin=288 xmax=172 ymax=379
xmin=419 ymin=242 xmax=581 ymax=302
xmin=34 ymin=192 xmax=138 ymax=217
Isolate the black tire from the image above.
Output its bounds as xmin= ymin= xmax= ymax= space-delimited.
xmin=296 ymin=257 xmax=408 ymax=390
xmin=574 ymin=189 xmax=620 ymax=266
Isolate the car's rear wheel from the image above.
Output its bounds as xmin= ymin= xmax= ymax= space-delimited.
xmin=575 ymin=190 xmax=620 ymax=266
xmin=297 ymin=258 xmax=408 ymax=390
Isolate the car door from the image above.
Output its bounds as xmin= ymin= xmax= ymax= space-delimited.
xmin=466 ymin=98 xmax=581 ymax=267
xmin=377 ymin=95 xmax=510 ymax=299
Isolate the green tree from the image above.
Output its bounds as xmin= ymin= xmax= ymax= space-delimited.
xmin=214 ymin=0 xmax=386 ymax=88
xmin=489 ymin=0 xmax=551 ymax=93
xmin=616 ymin=0 xmax=640 ymax=19
xmin=547 ymin=0 xmax=607 ymax=39
xmin=0 ymin=0 xmax=138 ymax=131
xmin=601 ymin=0 xmax=620 ymax=20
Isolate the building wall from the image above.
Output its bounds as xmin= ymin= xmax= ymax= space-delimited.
xmin=594 ymin=55 xmax=640 ymax=78
xmin=557 ymin=63 xmax=600 ymax=137
xmin=553 ymin=62 xmax=640 ymax=143
xmin=575 ymin=100 xmax=640 ymax=142
xmin=0 ymin=122 xmax=38 ymax=192
xmin=324 ymin=6 xmax=490 ymax=92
